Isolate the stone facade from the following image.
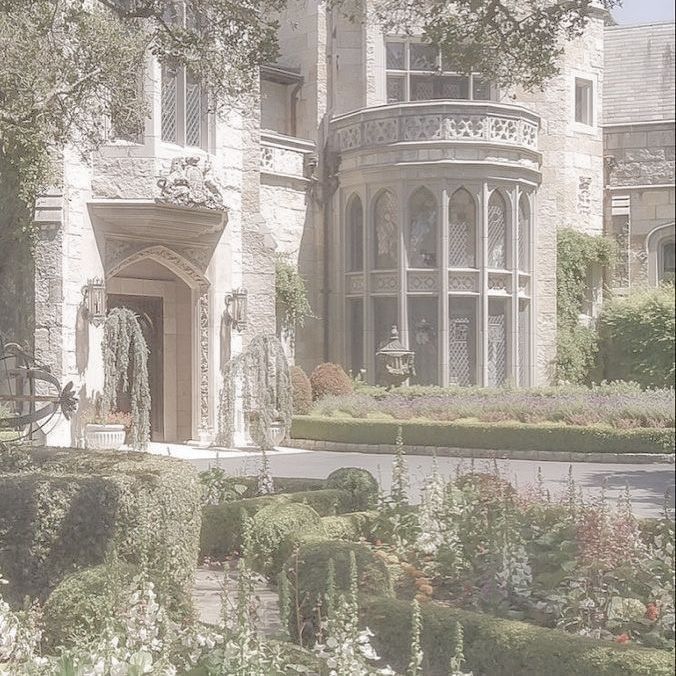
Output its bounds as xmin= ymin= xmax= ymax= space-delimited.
xmin=603 ymin=22 xmax=675 ymax=289
xmin=10 ymin=6 xmax=674 ymax=447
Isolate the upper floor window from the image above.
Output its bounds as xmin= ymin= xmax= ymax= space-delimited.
xmin=575 ymin=78 xmax=594 ymax=126
xmin=386 ymin=39 xmax=494 ymax=104
xmin=160 ymin=2 xmax=209 ymax=148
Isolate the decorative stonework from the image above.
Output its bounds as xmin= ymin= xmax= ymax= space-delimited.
xmin=408 ymin=271 xmax=438 ymax=292
xmin=488 ymin=275 xmax=510 ymax=293
xmin=106 ymin=244 xmax=210 ymax=292
xmin=371 ymin=272 xmax=398 ymax=292
xmin=346 ymin=274 xmax=365 ymax=294
xmin=198 ymin=290 xmax=210 ymax=433
xmin=260 ymin=144 xmax=306 ymax=177
xmin=105 ymin=240 xmax=211 ymax=275
xmin=448 ymin=273 xmax=477 ymax=292
xmin=156 ymin=156 xmax=225 ymax=210
xmin=335 ymin=106 xmax=539 ymax=153
xmin=577 ymin=176 xmax=592 ymax=217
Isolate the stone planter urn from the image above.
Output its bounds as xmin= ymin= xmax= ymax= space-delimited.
xmin=85 ymin=423 xmax=126 ymax=451
xmin=268 ymin=419 xmax=287 ymax=447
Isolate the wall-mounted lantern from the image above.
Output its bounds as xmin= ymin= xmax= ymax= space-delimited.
xmin=376 ymin=325 xmax=415 ymax=389
xmin=225 ymin=288 xmax=248 ymax=332
xmin=82 ymin=278 xmax=107 ymax=327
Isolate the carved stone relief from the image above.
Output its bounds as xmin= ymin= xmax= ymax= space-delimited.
xmin=156 ymin=156 xmax=225 ymax=210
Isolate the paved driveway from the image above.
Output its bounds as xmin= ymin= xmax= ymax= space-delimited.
xmin=161 ymin=445 xmax=674 ymax=519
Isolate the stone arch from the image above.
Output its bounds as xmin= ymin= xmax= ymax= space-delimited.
xmin=646 ymin=222 xmax=676 ymax=286
xmin=106 ymin=245 xmax=210 ymax=291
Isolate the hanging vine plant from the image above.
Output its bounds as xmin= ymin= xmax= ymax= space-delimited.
xmin=101 ymin=307 xmax=151 ymax=449
xmin=217 ymin=334 xmax=292 ymax=450
xmin=275 ymin=255 xmax=313 ymax=333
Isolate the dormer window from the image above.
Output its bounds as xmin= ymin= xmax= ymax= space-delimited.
xmin=385 ymin=38 xmax=494 ymax=104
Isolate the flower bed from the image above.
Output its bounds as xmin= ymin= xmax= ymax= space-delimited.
xmin=291 ymin=416 xmax=675 ymax=455
xmin=311 ymin=383 xmax=675 ymax=429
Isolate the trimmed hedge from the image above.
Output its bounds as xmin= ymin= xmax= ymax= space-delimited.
xmin=0 ymin=448 xmax=201 ymax=616
xmin=321 ymin=512 xmax=377 ymax=542
xmin=200 ymin=488 xmax=353 ymax=560
xmin=42 ymin=561 xmax=138 ymax=649
xmin=283 ymin=540 xmax=392 ymax=644
xmin=362 ymin=596 xmax=674 ymax=676
xmin=326 ymin=467 xmax=379 ymax=510
xmin=291 ymin=417 xmax=675 ymax=454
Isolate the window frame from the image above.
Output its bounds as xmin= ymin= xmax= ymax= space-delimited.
xmin=385 ymin=37 xmax=495 ymax=104
xmin=159 ymin=2 xmax=211 ymax=150
xmin=574 ymin=77 xmax=594 ymax=127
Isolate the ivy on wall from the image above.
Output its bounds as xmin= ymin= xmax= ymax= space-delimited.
xmin=275 ymin=256 xmax=313 ymax=333
xmin=555 ymin=229 xmax=616 ymax=384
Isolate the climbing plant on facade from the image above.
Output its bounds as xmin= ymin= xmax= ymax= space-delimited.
xmin=218 ymin=334 xmax=292 ymax=450
xmin=275 ymin=256 xmax=313 ymax=334
xmin=555 ymin=228 xmax=615 ymax=384
xmin=101 ymin=307 xmax=151 ymax=449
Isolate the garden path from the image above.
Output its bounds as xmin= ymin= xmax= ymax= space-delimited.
xmin=145 ymin=444 xmax=674 ymax=518
xmin=193 ymin=561 xmax=282 ymax=634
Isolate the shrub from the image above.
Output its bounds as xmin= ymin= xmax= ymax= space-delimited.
xmin=200 ymin=488 xmax=354 ymax=560
xmin=362 ymin=596 xmax=674 ymax=676
xmin=320 ymin=512 xmax=378 ymax=541
xmin=0 ymin=448 xmax=201 ymax=617
xmin=291 ymin=417 xmax=675 ymax=455
xmin=290 ymin=365 xmax=313 ymax=415
xmin=283 ymin=540 xmax=392 ymax=643
xmin=310 ymin=362 xmax=353 ymax=401
xmin=42 ymin=561 xmax=138 ymax=649
xmin=326 ymin=467 xmax=379 ymax=510
xmin=251 ymin=502 xmax=325 ymax=576
xmin=599 ymin=286 xmax=676 ymax=389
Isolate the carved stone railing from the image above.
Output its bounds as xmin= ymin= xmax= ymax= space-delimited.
xmin=260 ymin=131 xmax=316 ymax=180
xmin=331 ymin=101 xmax=540 ymax=154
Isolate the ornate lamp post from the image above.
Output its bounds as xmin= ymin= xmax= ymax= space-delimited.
xmin=376 ymin=325 xmax=415 ymax=389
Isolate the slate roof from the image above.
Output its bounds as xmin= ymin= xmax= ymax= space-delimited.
xmin=604 ymin=22 xmax=675 ymax=125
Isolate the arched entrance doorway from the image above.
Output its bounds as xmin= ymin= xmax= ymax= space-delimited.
xmin=106 ymin=247 xmax=210 ymax=443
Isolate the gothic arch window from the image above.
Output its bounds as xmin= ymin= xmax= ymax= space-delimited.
xmin=346 ymin=195 xmax=364 ymax=272
xmin=487 ymin=190 xmax=508 ymax=269
xmin=373 ymin=190 xmax=398 ymax=270
xmin=518 ymin=193 xmax=531 ymax=272
xmin=448 ymin=188 xmax=477 ymax=268
xmin=646 ymin=223 xmax=675 ymax=286
xmin=660 ymin=238 xmax=675 ymax=284
xmin=408 ymin=188 xmax=438 ymax=268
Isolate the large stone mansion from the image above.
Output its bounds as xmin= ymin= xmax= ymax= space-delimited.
xmin=11 ymin=3 xmax=676 ymax=446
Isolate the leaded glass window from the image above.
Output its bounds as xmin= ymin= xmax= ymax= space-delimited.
xmin=347 ymin=299 xmax=364 ymax=377
xmin=374 ymin=191 xmax=398 ymax=270
xmin=161 ymin=64 xmax=178 ymax=144
xmin=488 ymin=191 xmax=507 ymax=269
xmin=448 ymin=297 xmax=477 ymax=386
xmin=373 ymin=297 xmax=398 ymax=351
xmin=518 ymin=194 xmax=530 ymax=272
xmin=518 ymin=300 xmax=530 ymax=387
xmin=347 ymin=195 xmax=364 ymax=272
xmin=408 ymin=296 xmax=438 ymax=385
xmin=488 ymin=299 xmax=508 ymax=386
xmin=408 ymin=188 xmax=437 ymax=268
xmin=384 ymin=39 xmax=495 ymax=103
xmin=185 ymin=70 xmax=202 ymax=147
xmin=449 ymin=188 xmax=477 ymax=268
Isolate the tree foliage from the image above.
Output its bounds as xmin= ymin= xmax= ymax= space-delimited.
xmin=365 ymin=0 xmax=620 ymax=92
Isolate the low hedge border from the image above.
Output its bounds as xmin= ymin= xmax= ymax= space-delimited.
xmin=362 ymin=596 xmax=674 ymax=676
xmin=291 ymin=417 xmax=675 ymax=456
xmin=200 ymin=488 xmax=353 ymax=560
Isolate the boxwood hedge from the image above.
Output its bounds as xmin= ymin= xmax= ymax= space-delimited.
xmin=200 ymin=488 xmax=353 ymax=560
xmin=0 ymin=447 xmax=201 ymax=616
xmin=362 ymin=596 xmax=673 ymax=676
xmin=291 ymin=417 xmax=675 ymax=455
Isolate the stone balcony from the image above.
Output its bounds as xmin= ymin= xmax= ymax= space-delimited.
xmin=330 ymin=101 xmax=541 ymax=177
xmin=259 ymin=131 xmax=316 ymax=183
